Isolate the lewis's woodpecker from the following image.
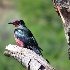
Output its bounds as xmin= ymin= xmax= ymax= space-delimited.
xmin=8 ymin=20 xmax=42 ymax=55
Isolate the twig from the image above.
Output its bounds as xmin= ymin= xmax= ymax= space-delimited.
xmin=4 ymin=44 xmax=55 ymax=70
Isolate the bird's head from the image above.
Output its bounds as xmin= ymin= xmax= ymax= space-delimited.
xmin=8 ymin=20 xmax=25 ymax=27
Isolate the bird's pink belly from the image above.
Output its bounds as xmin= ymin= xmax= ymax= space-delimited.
xmin=14 ymin=35 xmax=24 ymax=47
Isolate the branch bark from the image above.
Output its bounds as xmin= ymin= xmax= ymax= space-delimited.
xmin=53 ymin=0 xmax=70 ymax=59
xmin=4 ymin=44 xmax=55 ymax=70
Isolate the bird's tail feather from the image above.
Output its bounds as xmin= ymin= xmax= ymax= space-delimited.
xmin=32 ymin=46 xmax=43 ymax=56
xmin=27 ymin=46 xmax=43 ymax=56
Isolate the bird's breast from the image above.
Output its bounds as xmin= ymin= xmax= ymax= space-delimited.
xmin=14 ymin=35 xmax=24 ymax=47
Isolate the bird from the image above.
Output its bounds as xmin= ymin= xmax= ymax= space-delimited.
xmin=8 ymin=20 xmax=43 ymax=56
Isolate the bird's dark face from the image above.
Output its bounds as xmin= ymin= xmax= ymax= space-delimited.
xmin=8 ymin=20 xmax=25 ymax=27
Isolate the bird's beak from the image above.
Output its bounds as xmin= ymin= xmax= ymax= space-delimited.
xmin=8 ymin=22 xmax=13 ymax=24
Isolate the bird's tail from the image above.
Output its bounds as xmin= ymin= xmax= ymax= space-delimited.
xmin=32 ymin=46 xmax=43 ymax=56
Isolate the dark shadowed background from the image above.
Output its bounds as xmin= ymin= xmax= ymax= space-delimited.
xmin=0 ymin=0 xmax=70 ymax=70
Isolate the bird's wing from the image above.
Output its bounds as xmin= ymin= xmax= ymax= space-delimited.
xmin=14 ymin=29 xmax=42 ymax=50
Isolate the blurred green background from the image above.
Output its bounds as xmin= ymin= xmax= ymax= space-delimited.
xmin=0 ymin=0 xmax=70 ymax=70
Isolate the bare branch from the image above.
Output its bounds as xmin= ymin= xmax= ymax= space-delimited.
xmin=4 ymin=44 xmax=55 ymax=70
xmin=53 ymin=0 xmax=70 ymax=59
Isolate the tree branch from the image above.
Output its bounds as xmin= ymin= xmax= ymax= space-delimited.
xmin=53 ymin=0 xmax=70 ymax=59
xmin=4 ymin=44 xmax=55 ymax=70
